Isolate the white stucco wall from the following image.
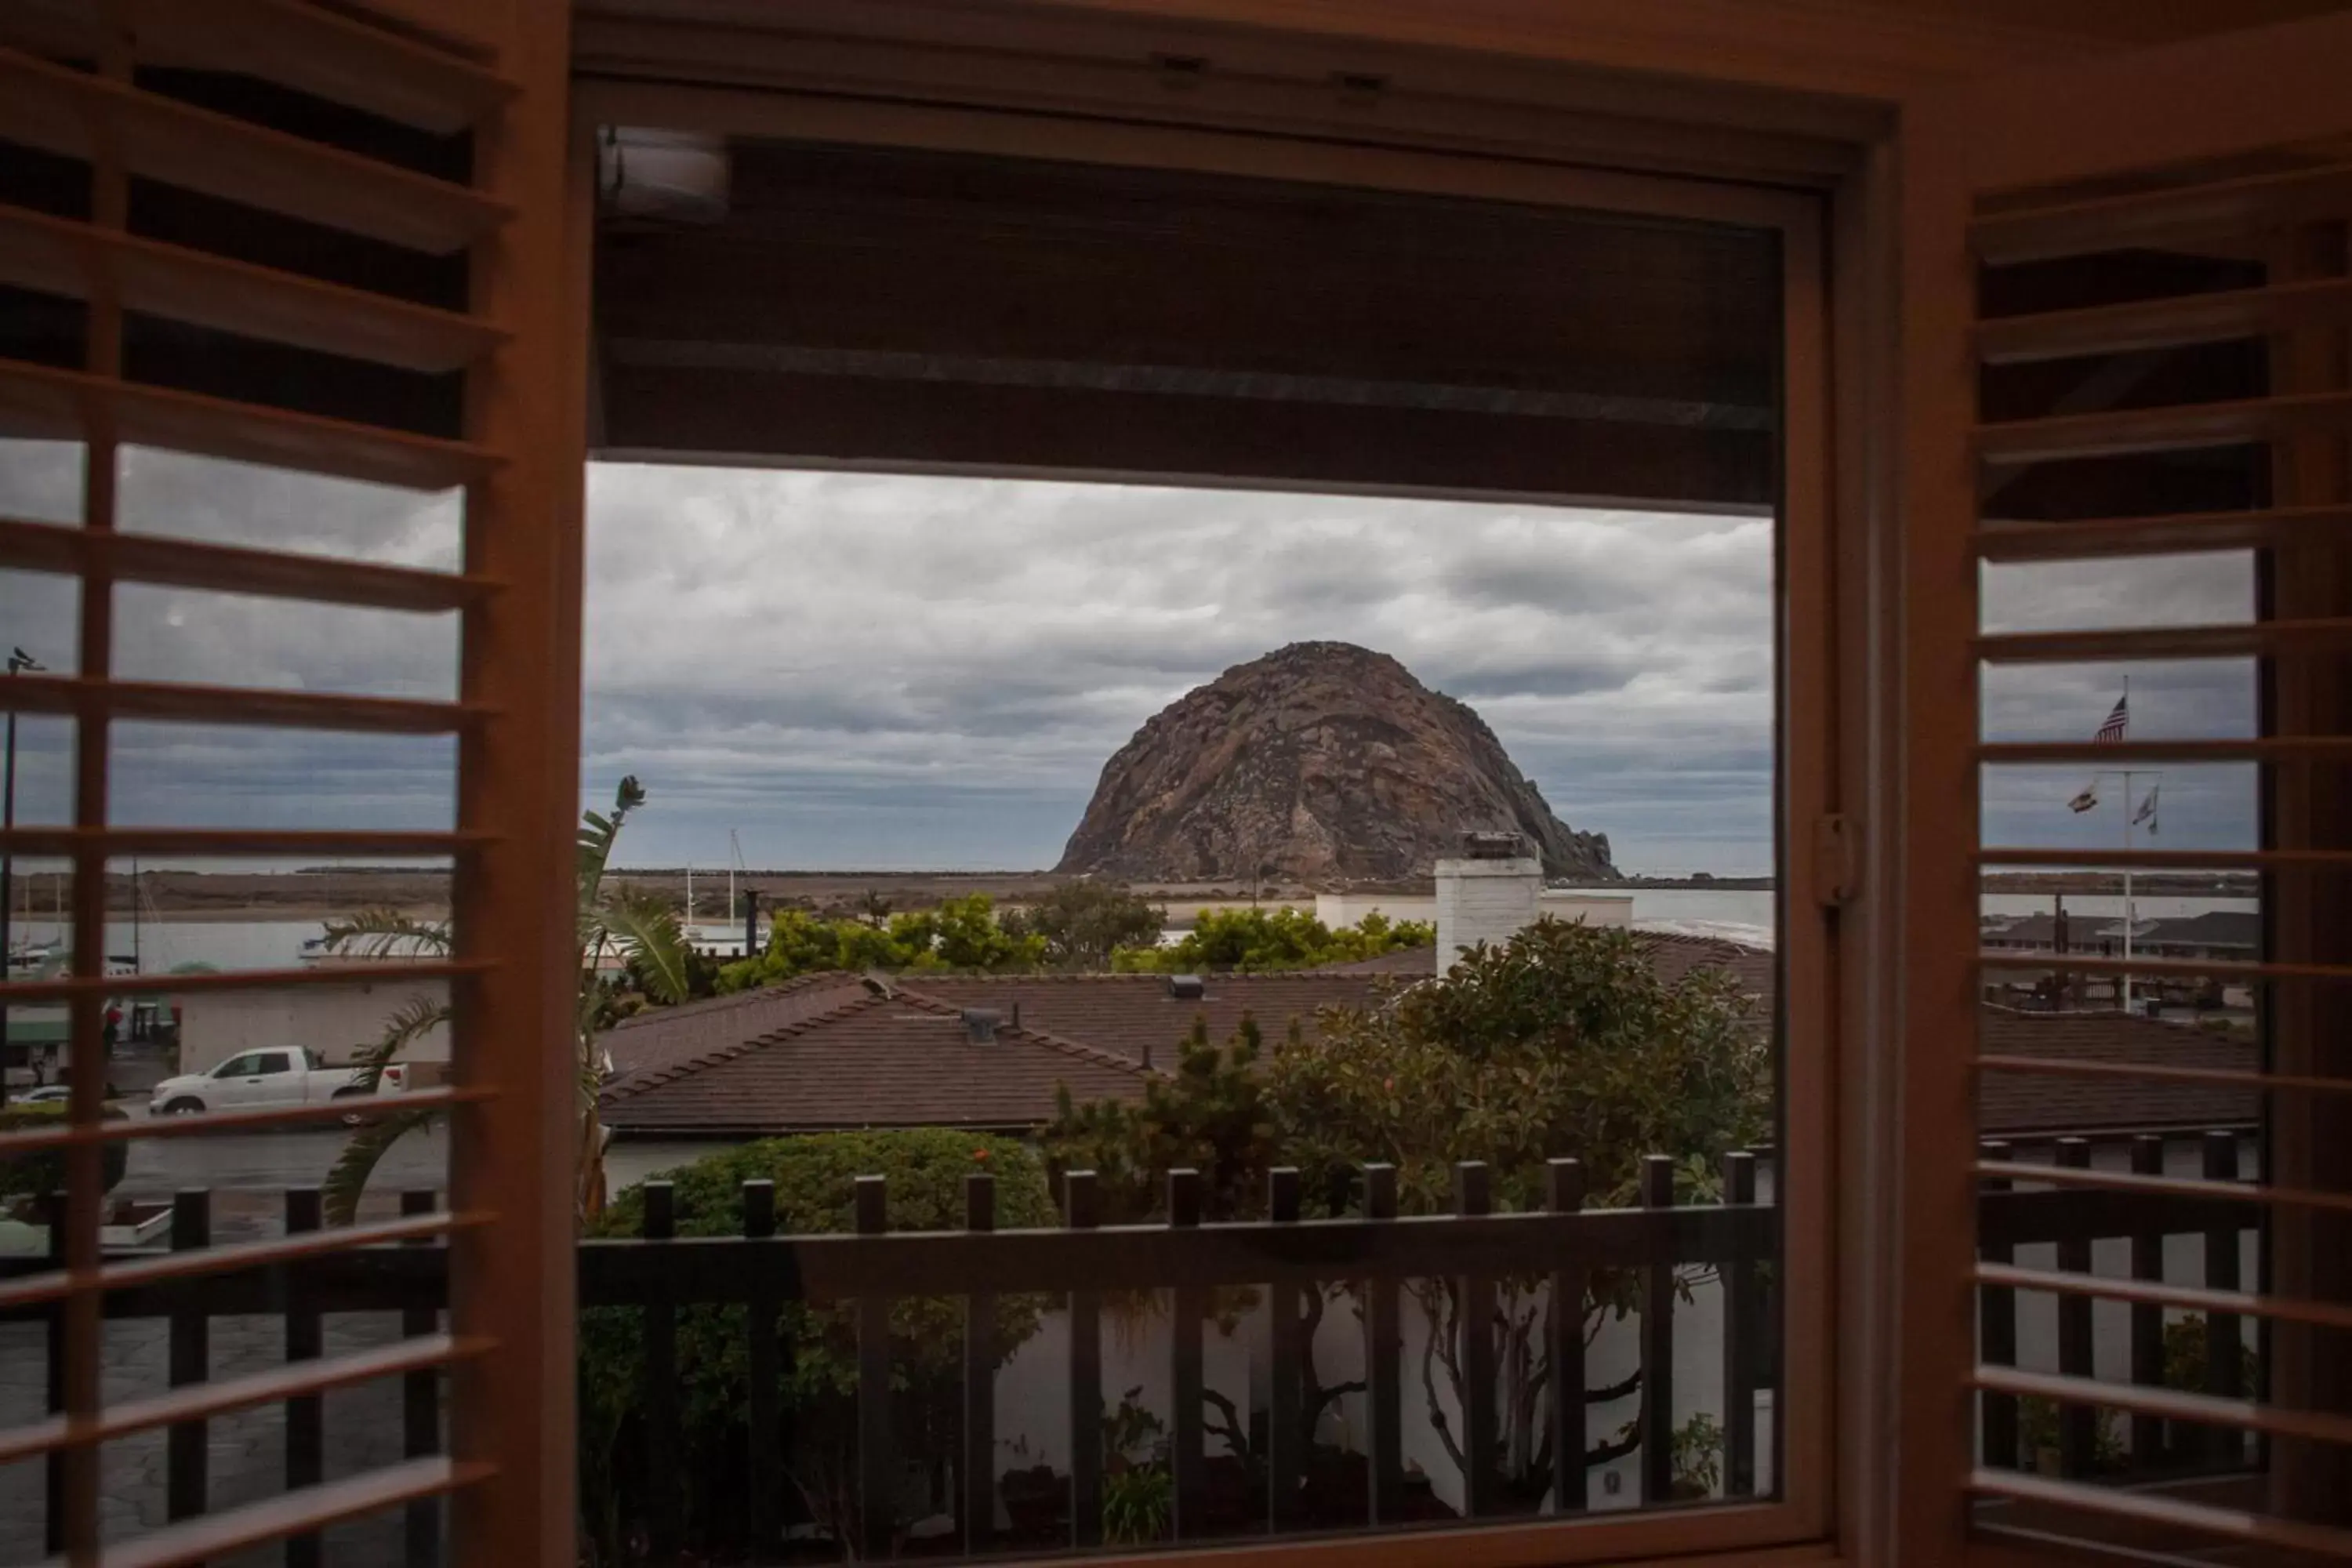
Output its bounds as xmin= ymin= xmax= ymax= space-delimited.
xmin=173 ymin=975 xmax=451 ymax=1076
xmin=1436 ymin=858 xmax=1542 ymax=964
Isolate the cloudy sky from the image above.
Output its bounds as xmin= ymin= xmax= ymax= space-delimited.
xmin=0 ymin=439 xmax=2256 ymax=877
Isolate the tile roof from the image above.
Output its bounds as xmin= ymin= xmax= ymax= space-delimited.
xmin=601 ymin=971 xmax=874 ymax=1095
xmin=600 ymin=982 xmax=1151 ymax=1134
xmin=899 ymin=971 xmax=1388 ymax=1068
xmin=1632 ymin=932 xmax=1777 ymax=1011
xmin=1977 ymin=1009 xmax=2256 ymax=1136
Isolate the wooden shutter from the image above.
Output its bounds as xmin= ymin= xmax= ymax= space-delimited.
xmin=1899 ymin=11 xmax=2352 ymax=1562
xmin=0 ymin=3 xmax=584 ymax=1564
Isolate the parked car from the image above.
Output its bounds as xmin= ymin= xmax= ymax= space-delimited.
xmin=148 ymin=1047 xmax=397 ymax=1125
xmin=13 ymin=1085 xmax=71 ymax=1105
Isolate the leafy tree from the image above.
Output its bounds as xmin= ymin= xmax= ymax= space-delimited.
xmin=1000 ymin=881 xmax=1167 ymax=969
xmin=577 ymin=1130 xmax=1057 ymax=1559
xmin=1040 ymin=1011 xmax=1359 ymax=1467
xmin=1261 ymin=917 xmax=1769 ymax=1499
xmin=1110 ymin=906 xmax=1432 ymax=975
xmin=321 ymin=777 xmax=691 ymax=1225
xmin=714 ymin=893 xmax=1045 ymax=991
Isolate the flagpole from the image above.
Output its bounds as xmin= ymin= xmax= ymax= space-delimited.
xmin=2120 ymin=769 xmax=2134 ymax=1011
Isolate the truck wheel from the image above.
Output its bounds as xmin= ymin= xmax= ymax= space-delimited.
xmin=333 ymin=1088 xmax=374 ymax=1127
xmin=162 ymin=1097 xmax=205 ymax=1116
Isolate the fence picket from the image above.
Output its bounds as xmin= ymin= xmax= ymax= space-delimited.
xmin=2128 ymin=1137 xmax=2165 ymax=1465
xmin=1065 ymin=1170 xmax=1102 ymax=1549
xmin=168 ymin=1188 xmax=210 ymax=1524
xmin=285 ymin=1187 xmax=325 ymax=1568
xmin=1639 ymin=1156 xmax=1674 ymax=1504
xmin=1269 ymin=1166 xmax=1304 ymax=1531
xmin=2203 ymin=1131 xmax=2245 ymax=1464
xmin=643 ymin=1181 xmax=681 ymax=1559
xmin=399 ymin=1189 xmax=438 ymax=1567
xmin=1547 ymin=1159 xmax=1587 ymax=1514
xmin=1721 ymin=1152 xmax=1758 ymax=1497
xmin=1456 ymin=1161 xmax=1496 ymax=1518
xmin=1363 ymin=1163 xmax=1402 ymax=1526
xmin=1980 ymin=1142 xmax=2020 ymax=1468
xmin=743 ymin=1179 xmax=782 ymax=1563
xmin=855 ymin=1174 xmax=893 ymax=1559
xmin=1167 ymin=1168 xmax=1206 ymax=1540
xmin=963 ymin=1172 xmax=996 ymax=1555
xmin=43 ymin=1191 xmax=64 ymax=1555
xmin=2056 ymin=1138 xmax=2096 ymax=1478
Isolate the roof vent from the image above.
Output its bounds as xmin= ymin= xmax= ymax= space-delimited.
xmin=1168 ymin=975 xmax=1206 ymax=1001
xmin=961 ymin=1007 xmax=1002 ymax=1044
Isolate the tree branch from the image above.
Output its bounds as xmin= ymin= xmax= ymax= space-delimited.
xmin=1586 ymin=1368 xmax=1642 ymax=1406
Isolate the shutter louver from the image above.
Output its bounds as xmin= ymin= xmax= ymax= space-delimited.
xmin=0 ymin=2 xmax=577 ymax=1562
xmin=1949 ymin=127 xmax=2352 ymax=1560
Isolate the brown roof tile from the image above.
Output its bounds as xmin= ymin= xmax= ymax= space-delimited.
xmin=600 ymin=985 xmax=1151 ymax=1134
xmin=1977 ymin=1009 xmax=2256 ymax=1136
xmin=898 ymin=971 xmax=1388 ymax=1068
xmin=601 ymin=971 xmax=873 ymax=1096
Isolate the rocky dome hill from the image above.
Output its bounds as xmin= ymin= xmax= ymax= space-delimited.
xmin=1055 ymin=641 xmax=1618 ymax=883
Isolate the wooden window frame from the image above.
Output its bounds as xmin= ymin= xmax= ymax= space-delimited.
xmin=571 ymin=67 xmax=1846 ymax=1568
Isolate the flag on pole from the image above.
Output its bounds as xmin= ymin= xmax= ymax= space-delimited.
xmin=2094 ymin=691 xmax=2129 ymax=743
xmin=2133 ymin=782 xmax=2159 ymax=834
xmin=2067 ymin=783 xmax=2099 ymax=813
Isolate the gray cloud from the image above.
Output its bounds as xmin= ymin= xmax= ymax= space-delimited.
xmin=0 ymin=441 xmax=2263 ymax=878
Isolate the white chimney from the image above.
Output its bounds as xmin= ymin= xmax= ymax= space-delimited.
xmin=1436 ymin=835 xmax=1541 ymax=967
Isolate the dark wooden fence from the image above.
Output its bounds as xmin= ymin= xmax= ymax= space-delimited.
xmin=2 ymin=1152 xmax=1777 ymax=1563
xmin=1976 ymin=1128 xmax=2262 ymax=1482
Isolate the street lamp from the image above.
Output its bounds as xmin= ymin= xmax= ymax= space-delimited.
xmin=1 ymin=645 xmax=45 ymax=1108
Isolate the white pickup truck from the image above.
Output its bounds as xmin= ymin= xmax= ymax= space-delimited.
xmin=147 ymin=1047 xmax=405 ymax=1123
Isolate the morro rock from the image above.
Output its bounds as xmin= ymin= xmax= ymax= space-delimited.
xmin=1055 ymin=641 xmax=1618 ymax=883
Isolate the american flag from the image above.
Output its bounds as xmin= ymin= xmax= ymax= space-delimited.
xmin=2093 ymin=692 xmax=2129 ymax=744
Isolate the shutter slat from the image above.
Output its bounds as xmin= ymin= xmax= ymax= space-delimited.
xmin=0 ymin=1085 xmax=491 ymax=1156
xmin=0 ymin=826 xmax=481 ymax=856
xmin=1971 ymin=159 xmax=2352 ymax=266
xmin=0 ymin=46 xmax=512 ymax=252
xmin=0 ymin=205 xmax=507 ymax=372
xmin=1976 ymin=952 xmax=2352 ymax=982
xmin=1976 ymin=389 xmax=2352 ymax=466
xmin=0 ymin=516 xmax=494 ymax=612
xmin=98 ymin=1456 xmax=494 ymax=1568
xmin=1976 ymin=275 xmax=2352 ymax=364
xmin=1976 ymin=1264 xmax=2352 ymax=1335
xmin=1974 ymin=504 xmax=2352 ymax=561
xmin=1976 ymin=619 xmax=2352 ymax=663
xmin=1979 ymin=737 xmax=2352 ymax=764
xmin=0 ymin=360 xmax=499 ymax=491
xmin=0 ymin=1210 xmax=487 ymax=1313
xmin=2 ymin=672 xmax=486 ymax=733
xmin=1977 ymin=846 xmax=2352 ymax=869
xmin=1971 ymin=1468 xmax=2352 ymax=1559
xmin=0 ymin=958 xmax=488 ymax=1005
xmin=1969 ymin=1160 xmax=2352 ymax=1218
xmin=1973 ymin=1367 xmax=2352 ymax=1447
xmin=0 ymin=1334 xmax=491 ymax=1467
xmin=2 ymin=0 xmax=516 ymax=134
xmin=1976 ymin=1052 xmax=2352 ymax=1097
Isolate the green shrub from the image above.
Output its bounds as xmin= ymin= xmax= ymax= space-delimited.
xmin=578 ymin=1129 xmax=1057 ymax=1559
xmin=0 ymin=1102 xmax=129 ymax=1214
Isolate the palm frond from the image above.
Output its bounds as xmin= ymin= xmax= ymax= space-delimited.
xmin=319 ymin=908 xmax=452 ymax=960
xmin=324 ymin=1106 xmax=439 ymax=1225
xmin=576 ymin=775 xmax=645 ymax=913
xmin=343 ymin=996 xmax=451 ymax=1094
xmin=598 ymin=888 xmax=693 ymax=1005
